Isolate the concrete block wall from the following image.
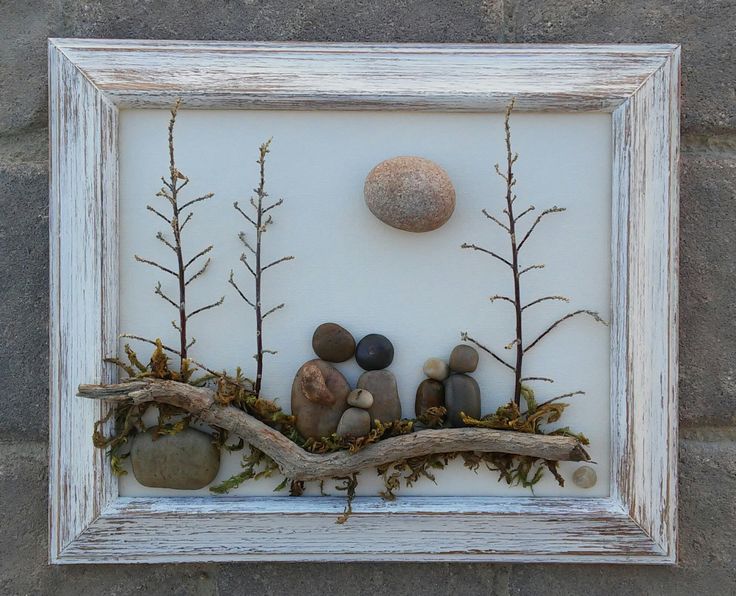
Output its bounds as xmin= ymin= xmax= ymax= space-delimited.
xmin=1 ymin=1 xmax=734 ymax=593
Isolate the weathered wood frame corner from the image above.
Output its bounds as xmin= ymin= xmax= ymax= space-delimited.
xmin=49 ymin=39 xmax=679 ymax=564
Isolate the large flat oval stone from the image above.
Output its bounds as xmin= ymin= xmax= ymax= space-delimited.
xmin=357 ymin=369 xmax=402 ymax=425
xmin=130 ymin=428 xmax=220 ymax=490
xmin=291 ymin=359 xmax=350 ymax=439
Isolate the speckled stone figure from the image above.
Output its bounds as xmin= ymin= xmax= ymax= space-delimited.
xmin=364 ymin=156 xmax=456 ymax=232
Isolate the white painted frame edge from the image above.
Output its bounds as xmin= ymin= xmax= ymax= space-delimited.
xmin=48 ymin=39 xmax=679 ymax=564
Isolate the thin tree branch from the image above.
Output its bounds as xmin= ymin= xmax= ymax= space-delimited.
xmin=514 ymin=205 xmax=535 ymax=222
xmin=461 ymin=332 xmax=515 ymax=371
xmin=490 ymin=295 xmax=515 ymax=305
xmin=518 ymin=206 xmax=566 ymax=250
xmin=262 ymin=198 xmax=284 ymax=214
xmin=461 ymin=243 xmax=513 ymax=268
xmin=262 ymin=256 xmax=295 ymax=271
xmin=239 ymin=253 xmax=256 ymax=277
xmin=228 ymin=271 xmax=255 ymax=309
xmin=146 ymin=205 xmax=171 ymax=224
xmin=187 ymin=296 xmax=225 ymax=319
xmin=238 ymin=232 xmax=256 ymax=254
xmin=520 ymin=376 xmax=555 ymax=383
xmin=262 ymin=303 xmax=285 ymax=319
xmin=521 ymin=295 xmax=570 ymax=312
xmin=119 ymin=334 xmax=220 ymax=376
xmin=481 ymin=208 xmax=510 ymax=232
xmin=156 ymin=231 xmax=177 ymax=252
xmin=525 ymin=310 xmax=607 ymax=354
xmin=179 ymin=212 xmax=194 ymax=231
xmin=519 ymin=264 xmax=545 ymax=276
xmin=234 ymin=201 xmax=258 ymax=228
xmin=185 ymin=257 xmax=211 ymax=286
xmin=134 ymin=255 xmax=177 ymax=277
xmin=180 ymin=192 xmax=215 ymax=212
xmin=154 ymin=282 xmax=179 ymax=310
xmin=184 ymin=245 xmax=213 ymax=270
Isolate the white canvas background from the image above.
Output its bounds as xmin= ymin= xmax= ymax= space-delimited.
xmin=118 ymin=108 xmax=611 ymax=498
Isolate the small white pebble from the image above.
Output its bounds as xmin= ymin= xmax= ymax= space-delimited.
xmin=572 ymin=465 xmax=597 ymax=489
xmin=423 ymin=357 xmax=449 ymax=381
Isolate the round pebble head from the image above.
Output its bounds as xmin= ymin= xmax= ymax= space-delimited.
xmin=312 ymin=322 xmax=355 ymax=362
xmin=364 ymin=156 xmax=456 ymax=233
xmin=355 ymin=333 xmax=394 ymax=371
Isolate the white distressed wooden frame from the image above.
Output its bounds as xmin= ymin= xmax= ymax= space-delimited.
xmin=48 ymin=39 xmax=679 ymax=564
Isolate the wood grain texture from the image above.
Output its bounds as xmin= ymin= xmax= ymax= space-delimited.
xmin=77 ymin=379 xmax=589 ymax=480
xmin=48 ymin=40 xmax=679 ymax=564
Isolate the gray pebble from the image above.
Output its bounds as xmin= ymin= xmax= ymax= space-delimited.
xmin=449 ymin=344 xmax=479 ymax=373
xmin=358 ymin=369 xmax=402 ymax=425
xmin=444 ymin=373 xmax=481 ymax=427
xmin=572 ymin=465 xmax=598 ymax=489
xmin=336 ymin=407 xmax=371 ymax=438
xmin=130 ymin=428 xmax=220 ymax=490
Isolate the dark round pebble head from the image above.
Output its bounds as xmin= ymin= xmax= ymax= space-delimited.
xmin=449 ymin=344 xmax=480 ymax=373
xmin=312 ymin=322 xmax=356 ymax=362
xmin=355 ymin=333 xmax=394 ymax=370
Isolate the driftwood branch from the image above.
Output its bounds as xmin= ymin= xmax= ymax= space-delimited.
xmin=78 ymin=379 xmax=589 ymax=482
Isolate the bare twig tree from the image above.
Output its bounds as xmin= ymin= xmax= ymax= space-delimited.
xmin=462 ymin=100 xmax=606 ymax=407
xmin=229 ymin=139 xmax=294 ymax=397
xmin=130 ymin=99 xmax=224 ymax=367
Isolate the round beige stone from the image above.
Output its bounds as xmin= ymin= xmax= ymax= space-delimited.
xmin=364 ymin=156 xmax=456 ymax=232
xmin=572 ymin=465 xmax=598 ymax=489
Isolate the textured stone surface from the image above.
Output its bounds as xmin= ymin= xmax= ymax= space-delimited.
xmin=357 ymin=369 xmax=402 ymax=424
xmin=0 ymin=164 xmax=49 ymax=441
xmin=347 ymin=388 xmax=374 ymax=409
xmin=571 ymin=465 xmax=597 ymax=489
xmin=510 ymin=0 xmax=736 ymax=133
xmin=130 ymin=428 xmax=221 ymax=490
xmin=679 ymin=153 xmax=736 ymax=427
xmin=364 ymin=156 xmax=456 ymax=232
xmin=312 ymin=322 xmax=355 ymax=362
xmin=291 ymin=359 xmax=350 ymax=439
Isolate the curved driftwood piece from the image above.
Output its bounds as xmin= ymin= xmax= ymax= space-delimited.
xmin=78 ymin=379 xmax=590 ymax=481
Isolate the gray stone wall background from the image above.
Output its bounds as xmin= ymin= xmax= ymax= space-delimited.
xmin=1 ymin=1 xmax=734 ymax=593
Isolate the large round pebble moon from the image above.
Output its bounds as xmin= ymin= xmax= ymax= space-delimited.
xmin=364 ymin=156 xmax=456 ymax=232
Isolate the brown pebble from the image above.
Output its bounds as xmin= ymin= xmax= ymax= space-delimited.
xmin=291 ymin=359 xmax=350 ymax=439
xmin=415 ymin=378 xmax=445 ymax=417
xmin=449 ymin=344 xmax=479 ymax=373
xmin=312 ymin=322 xmax=355 ymax=362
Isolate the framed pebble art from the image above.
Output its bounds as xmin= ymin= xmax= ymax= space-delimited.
xmin=49 ymin=40 xmax=680 ymax=563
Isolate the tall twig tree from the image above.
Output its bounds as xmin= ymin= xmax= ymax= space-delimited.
xmin=462 ymin=100 xmax=605 ymax=407
xmin=229 ymin=139 xmax=294 ymax=397
xmin=132 ymin=99 xmax=224 ymax=368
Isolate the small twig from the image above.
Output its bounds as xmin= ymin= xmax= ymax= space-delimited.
xmin=490 ymin=295 xmax=515 ymax=305
xmin=234 ymin=201 xmax=258 ymax=228
xmin=228 ymin=271 xmax=255 ymax=309
xmin=154 ymin=282 xmax=178 ymax=310
xmin=262 ymin=303 xmax=285 ymax=319
xmin=185 ymin=257 xmax=211 ymax=286
xmin=520 ymin=376 xmax=555 ymax=383
xmin=238 ymin=232 xmax=256 ymax=254
xmin=239 ymin=253 xmax=256 ymax=277
xmin=525 ymin=391 xmax=585 ymax=415
xmin=180 ymin=192 xmax=215 ymax=213
xmin=155 ymin=231 xmax=177 ymax=252
xmin=518 ymin=206 xmax=566 ymax=250
xmin=119 ymin=334 xmax=220 ymax=376
xmin=519 ymin=264 xmax=545 ymax=276
xmin=461 ymin=332 xmax=514 ymax=371
xmin=134 ymin=255 xmax=177 ymax=277
xmin=184 ymin=245 xmax=213 ymax=270
xmin=514 ymin=205 xmax=535 ymax=222
xmin=481 ymin=208 xmax=510 ymax=232
xmin=461 ymin=243 xmax=512 ymax=268
xmin=188 ymin=296 xmax=225 ymax=320
xmin=262 ymin=256 xmax=295 ymax=271
xmin=262 ymin=198 xmax=284 ymax=214
xmin=521 ymin=295 xmax=570 ymax=312
xmin=525 ymin=310 xmax=607 ymax=354
xmin=146 ymin=205 xmax=171 ymax=224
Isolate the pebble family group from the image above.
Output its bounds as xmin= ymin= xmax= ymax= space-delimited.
xmin=290 ymin=322 xmax=482 ymax=440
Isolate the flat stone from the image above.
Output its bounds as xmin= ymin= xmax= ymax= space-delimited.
xmin=443 ymin=373 xmax=481 ymax=427
xmin=355 ymin=333 xmax=394 ymax=371
xmin=415 ymin=378 xmax=445 ymax=417
xmin=449 ymin=344 xmax=479 ymax=373
xmin=336 ymin=407 xmax=371 ymax=438
xmin=358 ymin=369 xmax=402 ymax=424
xmin=130 ymin=428 xmax=220 ymax=490
xmin=572 ymin=465 xmax=597 ymax=489
xmin=422 ymin=357 xmax=449 ymax=381
xmin=311 ymin=322 xmax=355 ymax=362
xmin=347 ymin=388 xmax=374 ymax=409
xmin=291 ymin=359 xmax=350 ymax=439
xmin=364 ymin=156 xmax=456 ymax=232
